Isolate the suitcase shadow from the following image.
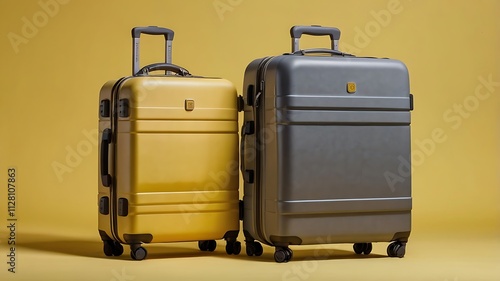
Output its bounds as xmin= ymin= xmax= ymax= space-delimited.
xmin=17 ymin=233 xmax=238 ymax=260
xmin=144 ymin=246 xmax=231 ymax=260
xmin=20 ymin=238 xmax=253 ymax=260
xmin=20 ymin=239 xmax=232 ymax=260
xmin=18 ymin=234 xmax=110 ymax=259
xmin=19 ymin=233 xmax=387 ymax=262
xmin=226 ymin=247 xmax=387 ymax=263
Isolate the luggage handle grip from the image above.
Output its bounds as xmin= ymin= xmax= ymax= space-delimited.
xmin=136 ymin=63 xmax=191 ymax=77
xmin=290 ymin=25 xmax=341 ymax=52
xmin=132 ymin=26 xmax=175 ymax=75
xmin=132 ymin=26 xmax=174 ymax=40
xmin=100 ymin=128 xmax=112 ymax=187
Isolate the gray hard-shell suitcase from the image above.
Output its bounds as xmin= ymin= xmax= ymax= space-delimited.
xmin=240 ymin=25 xmax=413 ymax=262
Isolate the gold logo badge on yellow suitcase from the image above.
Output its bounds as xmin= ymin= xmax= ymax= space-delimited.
xmin=185 ymin=99 xmax=195 ymax=111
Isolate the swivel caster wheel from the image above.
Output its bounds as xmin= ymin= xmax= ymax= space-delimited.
xmin=286 ymin=248 xmax=293 ymax=260
xmin=103 ymin=240 xmax=124 ymax=257
xmin=198 ymin=240 xmax=217 ymax=252
xmin=353 ymin=243 xmax=372 ymax=255
xmin=254 ymin=242 xmax=264 ymax=256
xmin=225 ymin=241 xmax=241 ymax=255
xmin=103 ymin=241 xmax=113 ymax=256
xmin=274 ymin=247 xmax=293 ymax=263
xmin=130 ymin=246 xmax=147 ymax=261
xmin=245 ymin=241 xmax=263 ymax=256
xmin=112 ymin=241 xmax=124 ymax=256
xmin=387 ymin=242 xmax=406 ymax=258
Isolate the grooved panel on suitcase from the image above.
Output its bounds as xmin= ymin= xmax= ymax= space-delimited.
xmin=97 ymin=26 xmax=242 ymax=260
xmin=241 ymin=25 xmax=413 ymax=262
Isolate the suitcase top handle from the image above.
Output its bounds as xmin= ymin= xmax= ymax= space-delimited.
xmin=136 ymin=63 xmax=191 ymax=77
xmin=131 ymin=26 xmax=175 ymax=75
xmin=290 ymin=25 xmax=341 ymax=53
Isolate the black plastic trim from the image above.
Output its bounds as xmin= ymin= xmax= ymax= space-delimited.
xmin=244 ymin=121 xmax=255 ymax=135
xmin=123 ymin=233 xmax=153 ymax=244
xmin=118 ymin=198 xmax=129 ymax=217
xmin=223 ymin=230 xmax=240 ymax=241
xmin=99 ymin=230 xmax=112 ymax=241
xmin=100 ymin=99 xmax=110 ymax=118
xmin=100 ymin=128 xmax=112 ymax=187
xmin=243 ymin=230 xmax=255 ymax=242
xmin=237 ymin=95 xmax=245 ymax=112
xmin=247 ymin=85 xmax=255 ymax=106
xmin=238 ymin=200 xmax=244 ymax=221
xmin=269 ymin=235 xmax=303 ymax=246
xmin=391 ymin=231 xmax=411 ymax=243
xmin=119 ymin=99 xmax=130 ymax=118
xmin=244 ymin=170 xmax=254 ymax=184
xmin=99 ymin=196 xmax=110 ymax=215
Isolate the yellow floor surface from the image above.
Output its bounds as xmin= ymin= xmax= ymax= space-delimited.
xmin=1 ymin=227 xmax=499 ymax=281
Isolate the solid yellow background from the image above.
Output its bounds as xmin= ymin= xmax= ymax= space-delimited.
xmin=0 ymin=0 xmax=499 ymax=280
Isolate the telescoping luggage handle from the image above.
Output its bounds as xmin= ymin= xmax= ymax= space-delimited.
xmin=290 ymin=25 xmax=341 ymax=53
xmin=131 ymin=26 xmax=174 ymax=75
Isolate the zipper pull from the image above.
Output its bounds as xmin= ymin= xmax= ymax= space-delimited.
xmin=255 ymin=81 xmax=265 ymax=108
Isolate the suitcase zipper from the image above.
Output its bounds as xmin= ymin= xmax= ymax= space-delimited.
xmin=108 ymin=76 xmax=131 ymax=245
xmin=252 ymin=56 xmax=274 ymax=245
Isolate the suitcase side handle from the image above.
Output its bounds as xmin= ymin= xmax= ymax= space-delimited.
xmin=136 ymin=63 xmax=191 ymax=77
xmin=240 ymin=124 xmax=246 ymax=175
xmin=290 ymin=25 xmax=341 ymax=52
xmin=100 ymin=128 xmax=112 ymax=187
xmin=131 ymin=26 xmax=175 ymax=75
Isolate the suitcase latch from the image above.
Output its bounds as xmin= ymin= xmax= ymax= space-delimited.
xmin=100 ymin=99 xmax=110 ymax=118
xmin=244 ymin=170 xmax=255 ymax=184
xmin=244 ymin=121 xmax=255 ymax=135
xmin=118 ymin=198 xmax=129 ymax=217
xmin=99 ymin=196 xmax=109 ymax=215
xmin=119 ymin=99 xmax=130 ymax=117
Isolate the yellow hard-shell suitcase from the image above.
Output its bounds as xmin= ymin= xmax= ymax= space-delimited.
xmin=98 ymin=27 xmax=242 ymax=260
